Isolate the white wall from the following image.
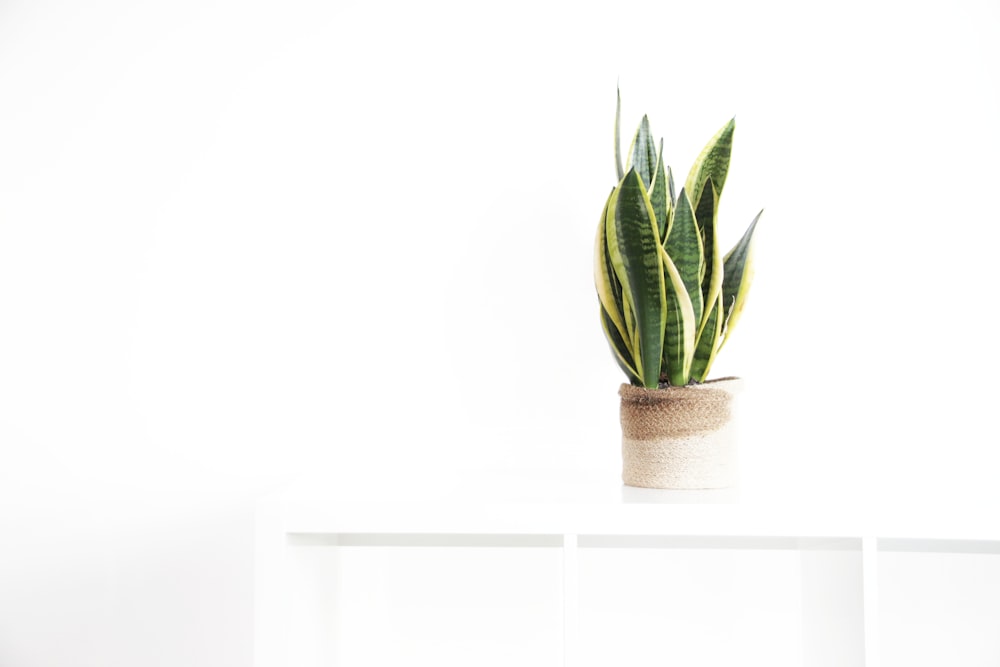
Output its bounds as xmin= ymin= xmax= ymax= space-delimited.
xmin=1 ymin=0 xmax=998 ymax=664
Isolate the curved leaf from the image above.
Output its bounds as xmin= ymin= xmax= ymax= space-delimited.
xmin=606 ymin=169 xmax=666 ymax=388
xmin=594 ymin=188 xmax=627 ymax=344
xmin=690 ymin=295 xmax=723 ymax=382
xmin=719 ymin=210 xmax=762 ymax=348
xmin=601 ymin=304 xmax=640 ymax=385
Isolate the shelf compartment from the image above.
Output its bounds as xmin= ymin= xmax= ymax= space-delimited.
xmin=878 ymin=538 xmax=1000 ymax=667
xmin=575 ymin=535 xmax=865 ymax=667
xmin=282 ymin=532 xmax=564 ymax=667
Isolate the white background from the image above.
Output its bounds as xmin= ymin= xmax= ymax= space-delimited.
xmin=1 ymin=0 xmax=998 ymax=664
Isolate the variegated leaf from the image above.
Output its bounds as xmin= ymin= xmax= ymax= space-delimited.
xmin=719 ymin=210 xmax=762 ymax=348
xmin=626 ymin=116 xmax=657 ymax=191
xmin=623 ymin=294 xmax=637 ymax=366
xmin=659 ymin=245 xmax=697 ymax=386
xmin=695 ymin=180 xmax=722 ymax=337
xmin=665 ymin=189 xmax=704 ymax=330
xmin=685 ymin=118 xmax=735 ymax=211
xmin=606 ymin=169 xmax=666 ymax=388
xmin=689 ymin=295 xmax=723 ymax=382
xmin=594 ymin=187 xmax=627 ymax=344
xmin=601 ymin=304 xmax=641 ymax=385
xmin=667 ymin=165 xmax=676 ymax=209
xmin=650 ymin=139 xmax=669 ymax=242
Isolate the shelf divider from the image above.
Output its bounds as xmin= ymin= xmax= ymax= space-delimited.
xmin=862 ymin=536 xmax=880 ymax=667
xmin=563 ymin=533 xmax=580 ymax=667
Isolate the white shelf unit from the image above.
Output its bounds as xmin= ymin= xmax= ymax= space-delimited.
xmin=254 ymin=479 xmax=1000 ymax=667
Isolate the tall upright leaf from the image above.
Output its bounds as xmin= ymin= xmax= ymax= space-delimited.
xmin=685 ymin=118 xmax=735 ymax=210
xmin=606 ymin=169 xmax=666 ymax=388
xmin=659 ymin=246 xmax=697 ymax=386
xmin=650 ymin=139 xmax=669 ymax=242
xmin=664 ymin=189 xmax=704 ymax=329
xmin=626 ymin=116 xmax=657 ymax=191
xmin=694 ymin=180 xmax=722 ymax=335
xmin=719 ymin=210 xmax=762 ymax=348
xmin=667 ymin=165 xmax=676 ymax=209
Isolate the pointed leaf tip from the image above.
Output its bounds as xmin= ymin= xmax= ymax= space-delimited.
xmin=614 ymin=89 xmax=624 ymax=181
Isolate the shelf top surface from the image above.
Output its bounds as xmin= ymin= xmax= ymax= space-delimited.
xmin=258 ymin=466 xmax=1000 ymax=541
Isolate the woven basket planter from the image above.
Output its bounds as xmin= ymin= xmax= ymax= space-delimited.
xmin=619 ymin=378 xmax=742 ymax=489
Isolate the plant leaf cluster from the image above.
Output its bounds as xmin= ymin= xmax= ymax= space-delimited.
xmin=595 ymin=91 xmax=761 ymax=388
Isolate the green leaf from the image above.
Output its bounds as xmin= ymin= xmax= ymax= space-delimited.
xmin=659 ymin=245 xmax=697 ymax=386
xmin=667 ymin=165 xmax=676 ymax=209
xmin=694 ymin=180 xmax=722 ymax=335
xmin=601 ymin=304 xmax=641 ymax=385
xmin=690 ymin=295 xmax=722 ymax=382
xmin=665 ymin=189 xmax=705 ymax=329
xmin=615 ymin=88 xmax=624 ymax=181
xmin=685 ymin=118 xmax=735 ymax=211
xmin=719 ymin=210 xmax=762 ymax=348
xmin=622 ymin=293 xmax=638 ymax=362
xmin=626 ymin=116 xmax=657 ymax=191
xmin=594 ymin=188 xmax=628 ymax=345
xmin=606 ymin=169 xmax=666 ymax=388
xmin=650 ymin=139 xmax=668 ymax=242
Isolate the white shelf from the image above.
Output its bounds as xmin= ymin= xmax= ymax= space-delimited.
xmin=254 ymin=470 xmax=1000 ymax=667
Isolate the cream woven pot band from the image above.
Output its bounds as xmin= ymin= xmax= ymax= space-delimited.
xmin=619 ymin=378 xmax=742 ymax=490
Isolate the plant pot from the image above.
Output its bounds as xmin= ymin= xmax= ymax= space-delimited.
xmin=619 ymin=377 xmax=742 ymax=490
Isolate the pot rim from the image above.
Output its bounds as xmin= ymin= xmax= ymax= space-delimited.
xmin=619 ymin=376 xmax=743 ymax=399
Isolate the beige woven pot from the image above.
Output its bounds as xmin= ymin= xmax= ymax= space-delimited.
xmin=619 ymin=378 xmax=742 ymax=489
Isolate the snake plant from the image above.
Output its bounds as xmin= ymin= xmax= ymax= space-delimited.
xmin=595 ymin=92 xmax=761 ymax=389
